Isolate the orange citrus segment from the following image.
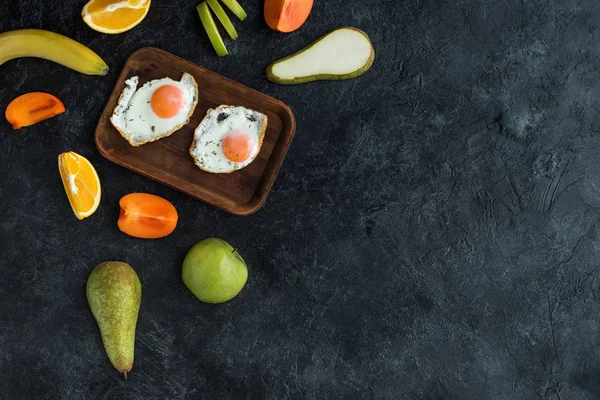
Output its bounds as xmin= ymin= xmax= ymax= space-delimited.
xmin=58 ymin=152 xmax=101 ymax=220
xmin=82 ymin=0 xmax=151 ymax=34
xmin=85 ymin=0 xmax=146 ymax=13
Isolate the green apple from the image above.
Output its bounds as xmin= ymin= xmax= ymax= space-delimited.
xmin=182 ymin=238 xmax=248 ymax=303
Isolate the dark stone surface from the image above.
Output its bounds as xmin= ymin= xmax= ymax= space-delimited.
xmin=1 ymin=0 xmax=600 ymax=398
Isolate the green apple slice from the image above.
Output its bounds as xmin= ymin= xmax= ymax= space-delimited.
xmin=197 ymin=2 xmax=228 ymax=57
xmin=206 ymin=0 xmax=238 ymax=40
xmin=220 ymin=0 xmax=247 ymax=21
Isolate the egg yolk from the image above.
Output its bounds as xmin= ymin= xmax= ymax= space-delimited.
xmin=150 ymin=85 xmax=184 ymax=119
xmin=222 ymin=130 xmax=252 ymax=163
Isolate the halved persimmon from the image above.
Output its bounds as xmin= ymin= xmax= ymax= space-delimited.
xmin=5 ymin=92 xmax=65 ymax=129
xmin=118 ymin=193 xmax=178 ymax=239
xmin=264 ymin=0 xmax=313 ymax=33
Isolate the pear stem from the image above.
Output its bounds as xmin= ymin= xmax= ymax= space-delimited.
xmin=123 ymin=371 xmax=128 ymax=379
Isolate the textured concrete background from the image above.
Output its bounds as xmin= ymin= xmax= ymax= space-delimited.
xmin=1 ymin=0 xmax=600 ymax=399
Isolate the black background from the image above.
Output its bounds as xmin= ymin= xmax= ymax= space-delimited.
xmin=1 ymin=0 xmax=600 ymax=399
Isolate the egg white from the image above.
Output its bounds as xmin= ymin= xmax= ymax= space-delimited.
xmin=111 ymin=73 xmax=198 ymax=146
xmin=189 ymin=105 xmax=268 ymax=173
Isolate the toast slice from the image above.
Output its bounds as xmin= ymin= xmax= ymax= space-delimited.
xmin=189 ymin=105 xmax=268 ymax=173
xmin=110 ymin=73 xmax=199 ymax=146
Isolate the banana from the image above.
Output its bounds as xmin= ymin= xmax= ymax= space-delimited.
xmin=0 ymin=29 xmax=108 ymax=76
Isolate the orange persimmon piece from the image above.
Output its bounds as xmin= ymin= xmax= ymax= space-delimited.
xmin=5 ymin=92 xmax=65 ymax=129
xmin=264 ymin=0 xmax=313 ymax=33
xmin=118 ymin=193 xmax=178 ymax=239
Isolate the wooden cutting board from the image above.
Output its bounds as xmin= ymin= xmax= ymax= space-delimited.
xmin=95 ymin=47 xmax=296 ymax=216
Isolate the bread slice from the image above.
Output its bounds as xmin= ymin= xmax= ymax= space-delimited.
xmin=110 ymin=73 xmax=198 ymax=146
xmin=189 ymin=105 xmax=268 ymax=173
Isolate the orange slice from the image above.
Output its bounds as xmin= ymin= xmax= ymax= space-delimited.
xmin=82 ymin=0 xmax=151 ymax=34
xmin=58 ymin=152 xmax=101 ymax=220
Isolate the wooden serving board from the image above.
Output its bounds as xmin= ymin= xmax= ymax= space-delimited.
xmin=95 ymin=47 xmax=296 ymax=216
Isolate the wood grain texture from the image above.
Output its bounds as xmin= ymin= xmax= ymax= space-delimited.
xmin=95 ymin=47 xmax=296 ymax=215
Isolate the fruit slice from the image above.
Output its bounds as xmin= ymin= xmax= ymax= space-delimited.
xmin=206 ymin=0 xmax=238 ymax=40
xmin=82 ymin=0 xmax=151 ymax=34
xmin=58 ymin=152 xmax=101 ymax=220
xmin=118 ymin=193 xmax=178 ymax=239
xmin=197 ymin=2 xmax=228 ymax=57
xmin=0 ymin=29 xmax=108 ymax=76
xmin=266 ymin=27 xmax=375 ymax=85
xmin=5 ymin=92 xmax=65 ymax=129
xmin=220 ymin=0 xmax=247 ymax=21
xmin=264 ymin=0 xmax=312 ymax=32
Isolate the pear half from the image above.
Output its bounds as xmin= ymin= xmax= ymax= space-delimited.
xmin=266 ymin=27 xmax=375 ymax=85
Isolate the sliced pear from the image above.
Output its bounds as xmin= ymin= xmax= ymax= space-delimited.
xmin=220 ymin=0 xmax=247 ymax=21
xmin=207 ymin=0 xmax=238 ymax=39
xmin=266 ymin=27 xmax=375 ymax=85
xmin=197 ymin=2 xmax=228 ymax=57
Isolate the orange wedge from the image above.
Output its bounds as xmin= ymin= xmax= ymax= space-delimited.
xmin=82 ymin=0 xmax=151 ymax=34
xmin=58 ymin=152 xmax=101 ymax=220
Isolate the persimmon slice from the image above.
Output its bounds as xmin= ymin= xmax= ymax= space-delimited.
xmin=5 ymin=92 xmax=65 ymax=129
xmin=118 ymin=193 xmax=178 ymax=239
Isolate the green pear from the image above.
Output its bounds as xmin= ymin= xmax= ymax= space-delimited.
xmin=266 ymin=27 xmax=375 ymax=85
xmin=182 ymin=238 xmax=248 ymax=304
xmin=87 ymin=261 xmax=141 ymax=378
